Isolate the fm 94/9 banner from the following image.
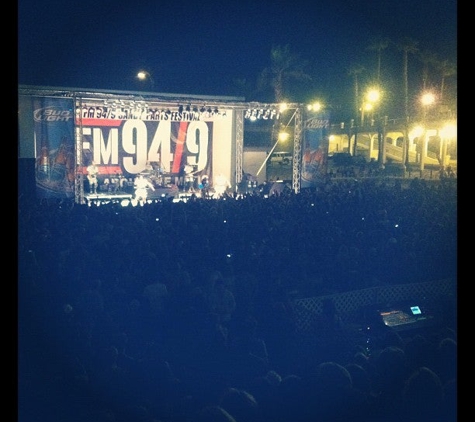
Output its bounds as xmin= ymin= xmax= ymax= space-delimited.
xmin=31 ymin=97 xmax=221 ymax=199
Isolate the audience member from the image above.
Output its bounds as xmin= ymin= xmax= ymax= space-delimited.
xmin=18 ymin=176 xmax=457 ymax=422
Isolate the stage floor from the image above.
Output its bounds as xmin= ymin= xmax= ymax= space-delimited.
xmin=84 ymin=184 xmax=181 ymax=204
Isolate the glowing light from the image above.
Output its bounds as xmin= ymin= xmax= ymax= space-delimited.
xmin=440 ymin=123 xmax=457 ymax=139
xmin=366 ymin=89 xmax=380 ymax=103
xmin=307 ymin=102 xmax=322 ymax=112
xmin=278 ymin=131 xmax=290 ymax=142
xmin=421 ymin=92 xmax=436 ymax=106
xmin=410 ymin=125 xmax=424 ymax=138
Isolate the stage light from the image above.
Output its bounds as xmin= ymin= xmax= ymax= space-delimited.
xmin=279 ymin=103 xmax=288 ymax=112
xmin=185 ymin=104 xmax=191 ymax=112
xmin=178 ymin=105 xmax=184 ymax=113
xmin=200 ymin=105 xmax=206 ymax=113
xmin=278 ymin=131 xmax=290 ymax=142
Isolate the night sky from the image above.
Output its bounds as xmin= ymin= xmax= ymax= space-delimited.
xmin=18 ymin=0 xmax=456 ymax=118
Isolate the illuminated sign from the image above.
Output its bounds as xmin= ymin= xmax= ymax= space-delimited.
xmin=78 ymin=103 xmax=225 ymax=122
xmin=244 ymin=108 xmax=280 ymax=120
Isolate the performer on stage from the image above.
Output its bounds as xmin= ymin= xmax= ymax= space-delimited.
xmin=199 ymin=175 xmax=210 ymax=198
xmin=214 ymin=173 xmax=231 ymax=198
xmin=183 ymin=164 xmax=195 ymax=192
xmin=148 ymin=161 xmax=164 ymax=187
xmin=134 ymin=174 xmax=155 ymax=203
xmin=86 ymin=161 xmax=99 ymax=194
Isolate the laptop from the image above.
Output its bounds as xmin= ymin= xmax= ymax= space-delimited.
xmin=379 ymin=304 xmax=432 ymax=330
xmin=410 ymin=305 xmax=422 ymax=316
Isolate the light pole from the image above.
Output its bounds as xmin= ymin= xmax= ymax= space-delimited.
xmin=378 ymin=115 xmax=388 ymax=168
xmin=361 ymin=89 xmax=380 ymax=126
xmin=354 ymin=88 xmax=380 ymax=156
xmin=419 ymin=92 xmax=435 ymax=174
xmin=360 ymin=102 xmax=374 ymax=127
xmin=137 ymin=70 xmax=155 ymax=90
xmin=440 ymin=123 xmax=457 ymax=170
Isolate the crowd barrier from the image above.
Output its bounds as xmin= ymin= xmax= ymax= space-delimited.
xmin=291 ymin=278 xmax=456 ymax=334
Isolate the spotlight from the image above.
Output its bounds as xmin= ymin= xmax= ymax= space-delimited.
xmin=200 ymin=105 xmax=206 ymax=113
xmin=178 ymin=105 xmax=183 ymax=113
xmin=185 ymin=104 xmax=191 ymax=112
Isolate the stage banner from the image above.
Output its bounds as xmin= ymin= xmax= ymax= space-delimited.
xmin=301 ymin=111 xmax=330 ymax=188
xmin=33 ymin=97 xmax=76 ymax=199
xmin=77 ymin=101 xmax=214 ymax=184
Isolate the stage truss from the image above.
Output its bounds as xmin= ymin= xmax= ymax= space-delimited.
xmin=19 ymin=85 xmax=321 ymax=202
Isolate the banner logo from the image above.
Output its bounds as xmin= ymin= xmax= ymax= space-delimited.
xmin=34 ymin=106 xmax=74 ymax=123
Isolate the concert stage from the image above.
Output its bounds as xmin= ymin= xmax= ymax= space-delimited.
xmin=84 ymin=184 xmax=180 ymax=205
xmin=84 ymin=193 xmax=133 ymax=205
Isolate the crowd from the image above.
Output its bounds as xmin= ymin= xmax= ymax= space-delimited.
xmin=18 ymin=176 xmax=457 ymax=422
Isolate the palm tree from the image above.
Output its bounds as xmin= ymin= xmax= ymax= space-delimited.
xmin=366 ymin=38 xmax=389 ymax=165
xmin=417 ymin=50 xmax=438 ymax=91
xmin=366 ymin=37 xmax=390 ymax=86
xmin=396 ymin=37 xmax=419 ymax=168
xmin=436 ymin=59 xmax=457 ymax=104
xmin=257 ymin=44 xmax=311 ymax=103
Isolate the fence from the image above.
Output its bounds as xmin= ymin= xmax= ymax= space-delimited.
xmin=291 ymin=278 xmax=456 ymax=334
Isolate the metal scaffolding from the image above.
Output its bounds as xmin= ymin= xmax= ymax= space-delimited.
xmin=291 ymin=106 xmax=303 ymax=193
xmin=74 ymin=95 xmax=85 ymax=204
xmin=234 ymin=108 xmax=244 ymax=188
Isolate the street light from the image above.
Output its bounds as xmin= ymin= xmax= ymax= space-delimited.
xmin=419 ymin=91 xmax=436 ymax=174
xmin=421 ymin=92 xmax=436 ymax=108
xmin=136 ymin=70 xmax=155 ymax=90
xmin=360 ymin=102 xmax=374 ymax=126
xmin=440 ymin=123 xmax=457 ymax=169
xmin=307 ymin=102 xmax=322 ymax=112
xmin=361 ymin=88 xmax=380 ymax=125
xmin=354 ymin=88 xmax=380 ymax=156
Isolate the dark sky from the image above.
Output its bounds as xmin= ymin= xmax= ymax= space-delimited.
xmin=18 ymin=0 xmax=456 ymax=115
